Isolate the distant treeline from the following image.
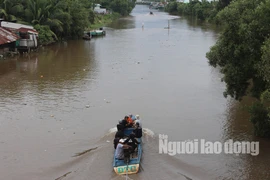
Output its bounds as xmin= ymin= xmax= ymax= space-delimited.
xmin=0 ymin=0 xmax=136 ymax=44
xmin=165 ymin=0 xmax=231 ymax=22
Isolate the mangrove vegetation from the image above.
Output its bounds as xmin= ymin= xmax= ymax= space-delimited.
xmin=165 ymin=0 xmax=231 ymax=21
xmin=166 ymin=0 xmax=270 ymax=138
xmin=206 ymin=0 xmax=270 ymax=138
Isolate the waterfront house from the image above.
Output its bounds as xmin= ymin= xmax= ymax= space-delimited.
xmin=94 ymin=4 xmax=107 ymax=14
xmin=0 ymin=26 xmax=19 ymax=55
xmin=0 ymin=21 xmax=38 ymax=52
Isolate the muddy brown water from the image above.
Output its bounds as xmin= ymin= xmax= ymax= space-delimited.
xmin=0 ymin=5 xmax=269 ymax=180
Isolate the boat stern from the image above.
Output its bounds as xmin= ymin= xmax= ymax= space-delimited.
xmin=114 ymin=164 xmax=139 ymax=175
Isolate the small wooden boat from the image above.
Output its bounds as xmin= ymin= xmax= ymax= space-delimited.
xmin=82 ymin=31 xmax=91 ymax=40
xmin=113 ymin=127 xmax=142 ymax=175
xmin=150 ymin=11 xmax=153 ymax=15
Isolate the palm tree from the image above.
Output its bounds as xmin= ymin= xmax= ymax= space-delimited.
xmin=25 ymin=0 xmax=70 ymax=37
xmin=0 ymin=0 xmax=24 ymax=21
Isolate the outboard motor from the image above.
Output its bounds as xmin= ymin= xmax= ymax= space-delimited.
xmin=123 ymin=148 xmax=131 ymax=164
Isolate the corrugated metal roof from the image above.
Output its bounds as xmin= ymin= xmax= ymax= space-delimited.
xmin=1 ymin=21 xmax=34 ymax=30
xmin=18 ymin=27 xmax=38 ymax=35
xmin=0 ymin=27 xmax=20 ymax=45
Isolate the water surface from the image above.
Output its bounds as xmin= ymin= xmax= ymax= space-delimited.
xmin=0 ymin=5 xmax=269 ymax=180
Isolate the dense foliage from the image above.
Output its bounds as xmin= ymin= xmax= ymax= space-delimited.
xmin=0 ymin=0 xmax=135 ymax=44
xmin=165 ymin=0 xmax=232 ymax=21
xmin=166 ymin=0 xmax=270 ymax=137
xmin=206 ymin=0 xmax=270 ymax=137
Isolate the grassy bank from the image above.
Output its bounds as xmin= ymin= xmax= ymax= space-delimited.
xmin=88 ymin=13 xmax=120 ymax=30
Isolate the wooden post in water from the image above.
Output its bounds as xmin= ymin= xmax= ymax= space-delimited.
xmin=164 ymin=20 xmax=170 ymax=29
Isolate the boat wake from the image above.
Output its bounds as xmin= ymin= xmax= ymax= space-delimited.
xmin=31 ymin=127 xmax=212 ymax=180
xmin=72 ymin=147 xmax=98 ymax=157
xmin=142 ymin=128 xmax=155 ymax=138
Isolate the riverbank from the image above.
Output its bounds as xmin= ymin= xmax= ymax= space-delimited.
xmin=0 ymin=13 xmax=120 ymax=59
xmin=88 ymin=13 xmax=120 ymax=30
xmin=165 ymin=1 xmax=219 ymax=22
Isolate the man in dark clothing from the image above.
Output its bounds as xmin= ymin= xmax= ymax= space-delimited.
xmin=124 ymin=133 xmax=140 ymax=153
xmin=115 ymin=130 xmax=124 ymax=139
xmin=119 ymin=116 xmax=128 ymax=128
xmin=117 ymin=123 xmax=124 ymax=131
xmin=114 ymin=137 xmax=120 ymax=149
xmin=119 ymin=116 xmax=133 ymax=129
xmin=133 ymin=122 xmax=142 ymax=138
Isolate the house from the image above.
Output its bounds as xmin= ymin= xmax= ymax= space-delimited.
xmin=94 ymin=4 xmax=107 ymax=14
xmin=0 ymin=21 xmax=39 ymax=52
xmin=0 ymin=26 xmax=20 ymax=55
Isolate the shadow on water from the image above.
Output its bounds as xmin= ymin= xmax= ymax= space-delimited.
xmin=185 ymin=16 xmax=221 ymax=32
xmin=0 ymin=58 xmax=17 ymax=75
xmin=108 ymin=16 xmax=136 ymax=30
xmin=220 ymin=97 xmax=270 ymax=179
xmin=0 ymin=40 xmax=98 ymax=106
xmin=0 ymin=54 xmax=39 ymax=102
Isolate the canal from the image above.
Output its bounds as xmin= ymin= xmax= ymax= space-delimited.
xmin=0 ymin=4 xmax=269 ymax=180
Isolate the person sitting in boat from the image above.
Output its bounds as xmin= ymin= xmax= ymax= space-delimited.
xmin=127 ymin=116 xmax=133 ymax=127
xmin=134 ymin=114 xmax=142 ymax=127
xmin=118 ymin=116 xmax=128 ymax=128
xmin=124 ymin=133 xmax=140 ymax=153
xmin=129 ymin=114 xmax=136 ymax=121
xmin=119 ymin=116 xmax=133 ymax=128
xmin=115 ymin=129 xmax=124 ymax=139
xmin=114 ymin=137 xmax=120 ymax=149
xmin=115 ymin=139 xmax=131 ymax=159
xmin=133 ymin=122 xmax=142 ymax=138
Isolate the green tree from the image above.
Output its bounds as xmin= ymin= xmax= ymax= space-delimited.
xmin=206 ymin=0 xmax=264 ymax=100
xmin=34 ymin=24 xmax=57 ymax=44
xmin=0 ymin=0 xmax=24 ymax=21
xmin=249 ymin=90 xmax=270 ymax=137
xmin=206 ymin=0 xmax=270 ymax=137
xmin=165 ymin=1 xmax=178 ymax=14
xmin=110 ymin=0 xmax=135 ymax=16
xmin=68 ymin=0 xmax=89 ymax=38
xmin=25 ymin=0 xmax=73 ymax=40
xmin=216 ymin=0 xmax=231 ymax=11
